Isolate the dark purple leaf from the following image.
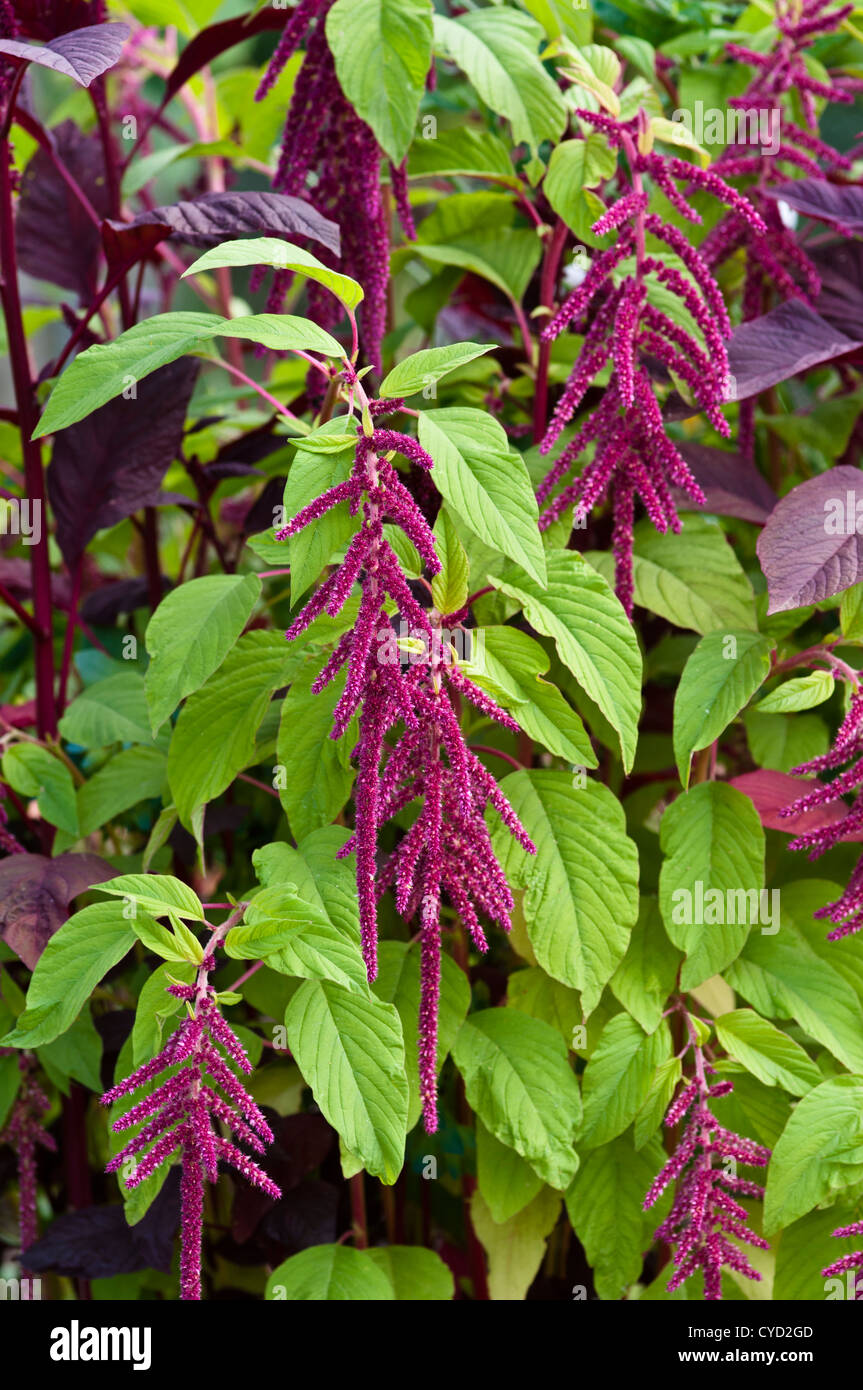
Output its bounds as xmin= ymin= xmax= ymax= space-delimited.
xmin=767 ymin=179 xmax=863 ymax=235
xmin=812 ymin=238 xmax=863 ymax=341
xmin=726 ymin=300 xmax=863 ymax=401
xmin=15 ymin=121 xmax=110 ymax=299
xmin=101 ymin=217 xmax=171 ymax=273
xmin=24 ymin=1173 xmax=179 ymax=1278
xmin=161 ymin=10 xmax=284 ymax=107
xmin=204 ymin=461 xmax=265 ymax=481
xmin=756 ymin=464 xmax=863 ymax=612
xmin=80 ymin=576 xmax=171 ymax=626
xmin=242 ymin=475 xmax=288 ymax=536
xmin=47 ymin=358 xmax=200 ymax=565
xmin=0 ymin=556 xmax=72 ymax=610
xmin=124 ymin=190 xmax=341 ymax=257
xmin=730 ymin=770 xmax=863 ymax=841
xmin=0 ymin=21 xmax=129 ymax=86
xmin=675 ymin=443 xmax=777 ymax=524
xmin=262 ymin=1179 xmax=340 ymax=1253
xmin=0 ymin=852 xmax=116 ymax=969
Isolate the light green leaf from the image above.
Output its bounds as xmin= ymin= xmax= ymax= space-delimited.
xmin=774 ymin=1206 xmax=863 ymax=1300
xmin=253 ymin=826 xmax=360 ymax=944
xmin=372 ymin=940 xmax=470 ymax=1130
xmin=840 ymin=582 xmax=863 ymax=641
xmin=470 ymin=1186 xmax=562 ymax=1300
xmin=756 ymin=670 xmax=834 ymax=715
xmin=131 ymin=961 xmax=194 ymax=1065
xmin=715 ymin=1009 xmax=823 ymax=1096
xmin=183 ymin=238 xmax=363 ymax=312
xmin=132 ymin=913 xmax=201 ymax=964
xmin=476 ymin=1118 xmax=545 ymax=1224
xmin=59 ymin=671 xmax=154 ymax=747
xmin=381 ymin=343 xmax=493 ymax=399
xmin=285 ymin=979 xmax=408 ymax=1183
xmin=266 ymin=1244 xmax=395 ymax=1300
xmin=430 ymin=507 xmax=468 ymax=616
xmin=506 ymin=967 xmax=582 ymax=1047
xmin=566 ymin=1135 xmax=667 ymax=1299
xmin=284 ymin=420 xmax=357 ymax=604
xmin=634 ymin=1056 xmax=682 ymax=1149
xmin=407 ymin=126 xmax=518 ymax=183
xmin=673 ymin=630 xmax=772 ymax=785
xmin=418 ymin=409 xmax=546 ymax=586
xmin=544 ymin=136 xmax=617 ymax=239
xmin=1 ymin=902 xmax=135 ymax=1049
xmin=465 ymin=626 xmax=596 ymax=766
xmin=34 ymin=311 xmax=344 ymax=437
xmin=490 ymin=550 xmax=642 ymax=770
xmin=434 ymin=10 xmax=567 ymax=157
xmin=167 ymin=630 xmax=304 ymax=830
xmin=580 ymin=1013 xmax=671 ymax=1149
xmin=77 ymin=744 xmax=167 ymax=836
xmin=611 ymin=897 xmax=682 ymax=1034
xmin=764 ymin=1076 xmax=863 ymax=1234
xmin=2 ymin=744 xmax=78 ymax=835
xmin=276 ymin=660 xmax=356 ymax=841
xmin=40 ymin=1007 xmax=102 ymax=1094
xmin=743 ymin=709 xmax=829 ymax=774
xmin=588 ymin=515 xmax=758 ymax=635
xmin=145 ymin=573 xmax=261 ymax=733
xmin=228 ymin=886 xmax=368 ymax=995
xmin=452 ymin=1007 xmax=581 ymax=1189
xmin=489 ymin=771 xmax=639 ymax=1013
xmin=94 ymin=873 xmax=205 ymax=922
xmin=366 ymin=1246 xmax=454 ymax=1300
xmin=659 ymin=782 xmax=765 ymax=990
xmin=326 ymin=0 xmax=433 ymax=164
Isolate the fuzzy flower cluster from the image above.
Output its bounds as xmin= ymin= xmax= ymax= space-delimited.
xmin=256 ymin=0 xmax=415 ymax=371
xmin=538 ymin=111 xmax=768 ymax=614
xmin=0 ymin=1051 xmax=55 ymax=1264
xmin=102 ymin=965 xmax=280 ymax=1300
xmin=779 ymin=687 xmax=863 ymax=939
xmin=0 ymin=784 xmax=24 ymax=855
xmin=644 ymin=1042 xmax=770 ymax=1299
xmin=281 ymin=401 xmax=535 ymax=1131
xmin=704 ymin=0 xmax=859 ymax=456
xmin=822 ymin=1216 xmax=863 ymax=1297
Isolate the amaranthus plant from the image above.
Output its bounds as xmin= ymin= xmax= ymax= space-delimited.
xmin=2 ymin=0 xmax=863 ymax=1323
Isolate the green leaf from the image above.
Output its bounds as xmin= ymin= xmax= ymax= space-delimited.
xmin=167 ymin=630 xmax=304 ymax=830
xmin=77 ymin=745 xmax=167 ymax=836
xmin=285 ymin=979 xmax=408 ymax=1183
xmin=131 ymin=961 xmax=194 ymax=1065
xmin=33 ymin=311 xmax=344 ymax=437
xmin=365 ymin=1246 xmax=454 ymax=1300
xmin=95 ymin=873 xmax=205 ymax=921
xmin=726 ymin=921 xmax=863 ymax=1075
xmin=418 ymin=409 xmax=546 ymax=586
xmin=589 ymin=515 xmax=758 ymax=635
xmin=774 ymin=1206 xmax=863 ymax=1300
xmin=183 ymin=239 xmax=363 ymax=312
xmin=254 ymin=826 xmax=360 ymax=944
xmin=326 ymin=0 xmax=433 ymax=164
xmin=840 ymin=581 xmax=863 ymax=641
xmin=430 ymin=507 xmax=469 ymax=616
xmin=59 ymin=671 xmax=155 ymax=747
xmin=227 ymin=886 xmax=368 ymax=995
xmin=372 ymin=940 xmax=470 ymax=1130
xmin=1 ymin=902 xmax=135 ymax=1049
xmin=743 ymin=709 xmax=829 ymax=774
xmin=756 ymin=670 xmax=834 ymax=714
xmin=491 ymin=550 xmax=642 ymax=770
xmin=145 ymin=573 xmax=261 ymax=733
xmin=267 ymin=1244 xmax=395 ymax=1300
xmin=489 ymin=771 xmax=639 ymax=1013
xmin=634 ymin=1056 xmax=682 ymax=1149
xmin=0 ymin=1052 xmax=21 ymax=1129
xmin=452 ymin=1008 xmax=581 ymax=1189
xmin=381 ymin=343 xmax=493 ymax=399
xmin=470 ymin=1186 xmax=562 ymax=1300
xmin=673 ymin=630 xmax=772 ymax=785
xmin=276 ymin=660 xmax=356 ymax=841
xmin=476 ymin=1118 xmax=544 ymax=1224
xmin=544 ymin=136 xmax=617 ymax=239
xmin=407 ymin=126 xmax=518 ymax=183
xmin=284 ymin=421 xmax=357 ymax=603
xmin=715 ymin=1009 xmax=822 ymax=1096
xmin=433 ymin=10 xmax=567 ymax=157
xmin=580 ymin=1013 xmax=671 ymax=1149
xmin=40 ymin=1007 xmax=102 ymax=1094
xmin=611 ymin=897 xmax=682 ymax=1034
xmin=566 ymin=1135 xmax=667 ymax=1299
xmin=659 ymin=782 xmax=765 ymax=990
xmin=132 ymin=913 xmax=201 ymax=964
xmin=764 ymin=1076 xmax=863 ymax=1234
xmin=465 ymin=626 xmax=596 ymax=766
xmin=506 ymin=967 xmax=582 ymax=1047
xmin=1 ymin=744 xmax=78 ymax=835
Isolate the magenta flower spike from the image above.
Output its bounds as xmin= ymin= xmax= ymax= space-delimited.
xmin=0 ymin=1052 xmax=56 ymax=1269
xmin=644 ymin=1023 xmax=770 ymax=1299
xmin=822 ymin=1219 xmax=863 ymax=1298
xmin=101 ymin=951 xmax=280 ymax=1301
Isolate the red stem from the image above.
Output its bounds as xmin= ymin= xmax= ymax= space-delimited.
xmin=533 ymin=217 xmax=569 ymax=444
